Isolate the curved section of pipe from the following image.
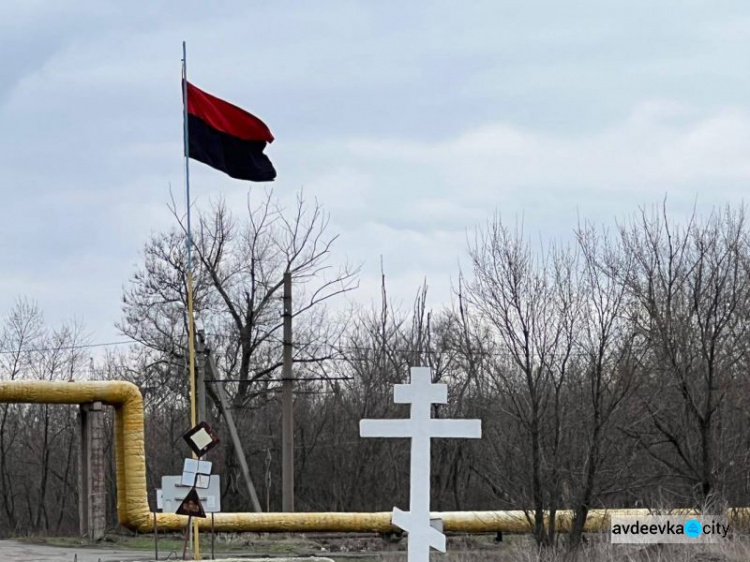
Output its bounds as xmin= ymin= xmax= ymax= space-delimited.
xmin=1 ymin=381 xmax=748 ymax=533
xmin=0 ymin=381 xmax=147 ymax=529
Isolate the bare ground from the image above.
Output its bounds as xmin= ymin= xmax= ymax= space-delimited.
xmin=8 ymin=533 xmax=750 ymax=561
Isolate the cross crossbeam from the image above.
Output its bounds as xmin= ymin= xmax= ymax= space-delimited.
xmin=359 ymin=419 xmax=481 ymax=439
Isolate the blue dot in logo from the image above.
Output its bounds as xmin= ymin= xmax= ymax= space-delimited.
xmin=685 ymin=519 xmax=702 ymax=538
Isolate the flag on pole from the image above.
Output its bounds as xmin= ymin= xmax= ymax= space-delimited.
xmin=184 ymin=81 xmax=276 ymax=181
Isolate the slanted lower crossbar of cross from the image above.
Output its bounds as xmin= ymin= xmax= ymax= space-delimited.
xmin=360 ymin=367 xmax=482 ymax=562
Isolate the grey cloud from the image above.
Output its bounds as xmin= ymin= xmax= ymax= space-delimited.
xmin=2 ymin=0 xmax=750 ymax=340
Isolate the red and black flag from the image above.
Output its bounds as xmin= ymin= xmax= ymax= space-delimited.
xmin=184 ymin=81 xmax=276 ymax=182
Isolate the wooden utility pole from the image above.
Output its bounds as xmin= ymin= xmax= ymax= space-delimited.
xmin=196 ymin=330 xmax=207 ymax=424
xmin=281 ymin=270 xmax=294 ymax=512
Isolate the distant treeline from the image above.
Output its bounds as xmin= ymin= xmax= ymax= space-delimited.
xmin=2 ymin=194 xmax=750 ymax=549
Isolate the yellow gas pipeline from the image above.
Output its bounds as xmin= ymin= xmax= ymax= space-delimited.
xmin=1 ymin=380 xmax=748 ymax=534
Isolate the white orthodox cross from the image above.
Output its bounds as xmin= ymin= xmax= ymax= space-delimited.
xmin=360 ymin=367 xmax=482 ymax=562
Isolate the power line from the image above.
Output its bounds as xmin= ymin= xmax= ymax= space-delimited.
xmin=202 ymin=330 xmax=622 ymax=359
xmin=335 ymin=345 xmax=621 ymax=360
xmin=207 ymin=376 xmax=352 ymax=383
xmin=0 ymin=340 xmax=134 ymax=356
xmin=0 ymin=334 xmax=615 ymax=361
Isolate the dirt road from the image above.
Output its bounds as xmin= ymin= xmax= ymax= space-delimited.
xmin=0 ymin=539 xmax=152 ymax=562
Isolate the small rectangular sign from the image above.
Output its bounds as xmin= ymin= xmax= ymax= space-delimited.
xmin=161 ymin=475 xmax=222 ymax=513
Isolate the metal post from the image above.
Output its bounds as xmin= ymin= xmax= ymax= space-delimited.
xmin=182 ymin=515 xmax=193 ymax=560
xmin=154 ymin=512 xmax=159 ymax=561
xmin=281 ymin=270 xmax=294 ymax=512
xmin=182 ymin=40 xmax=201 ymax=560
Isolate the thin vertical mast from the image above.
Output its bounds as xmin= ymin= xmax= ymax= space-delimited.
xmin=182 ymin=43 xmax=193 ymax=278
xmin=182 ymin=40 xmax=197 ymax=430
xmin=182 ymin=40 xmax=201 ymax=560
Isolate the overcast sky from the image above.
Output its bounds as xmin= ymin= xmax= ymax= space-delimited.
xmin=2 ymin=1 xmax=750 ymax=343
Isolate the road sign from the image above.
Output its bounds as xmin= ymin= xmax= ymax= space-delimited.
xmin=183 ymin=421 xmax=220 ymax=457
xmin=182 ymin=458 xmax=212 ymax=488
xmin=176 ymin=488 xmax=206 ymax=518
xmin=161 ymin=475 xmax=222 ymax=513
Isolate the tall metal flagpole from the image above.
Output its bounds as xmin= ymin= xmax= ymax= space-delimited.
xmin=182 ymin=40 xmax=201 ymax=560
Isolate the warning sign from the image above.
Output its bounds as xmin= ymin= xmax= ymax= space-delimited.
xmin=175 ymin=487 xmax=206 ymax=518
xmin=183 ymin=421 xmax=221 ymax=457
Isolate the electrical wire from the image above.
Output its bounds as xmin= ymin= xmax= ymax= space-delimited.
xmin=0 ymin=340 xmax=134 ymax=355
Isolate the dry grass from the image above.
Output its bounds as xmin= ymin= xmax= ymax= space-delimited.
xmin=17 ymin=531 xmax=750 ymax=561
xmin=210 ymin=531 xmax=750 ymax=561
xmin=369 ymin=535 xmax=750 ymax=562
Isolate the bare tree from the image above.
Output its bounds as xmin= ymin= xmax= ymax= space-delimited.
xmin=0 ymin=299 xmax=44 ymax=531
xmin=119 ymin=189 xmax=358 ymax=508
xmin=464 ymin=215 xmax=577 ymax=546
xmin=566 ymin=223 xmax=642 ymax=548
xmin=0 ymin=302 xmax=87 ymax=535
xmin=616 ymin=204 xmax=750 ymax=505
